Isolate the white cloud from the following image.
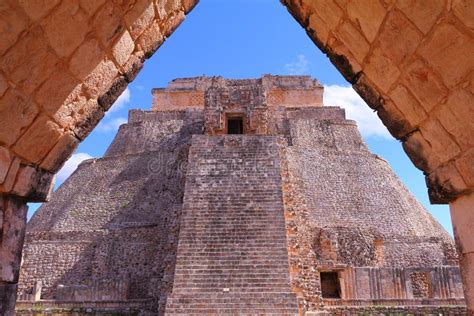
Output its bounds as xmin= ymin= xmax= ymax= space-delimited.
xmin=284 ymin=54 xmax=310 ymax=75
xmin=106 ymin=87 xmax=130 ymax=115
xmin=97 ymin=117 xmax=128 ymax=133
xmin=56 ymin=152 xmax=94 ymax=185
xmin=323 ymin=84 xmax=393 ymax=140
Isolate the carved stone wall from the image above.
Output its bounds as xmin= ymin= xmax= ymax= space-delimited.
xmin=1 ymin=0 xmax=471 ymax=204
xmin=281 ymin=0 xmax=474 ymax=204
xmin=16 ymin=77 xmax=467 ymax=314
xmin=18 ymin=110 xmax=203 ymax=313
xmin=2 ymin=1 xmax=473 ymax=313
xmin=278 ymin=105 xmax=463 ymax=313
xmin=0 ymin=0 xmax=198 ymax=201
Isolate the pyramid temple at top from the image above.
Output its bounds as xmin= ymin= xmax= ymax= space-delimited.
xmin=16 ymin=75 xmax=466 ymax=315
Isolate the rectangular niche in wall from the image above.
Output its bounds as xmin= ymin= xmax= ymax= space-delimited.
xmin=227 ymin=116 xmax=244 ymax=134
xmin=320 ymin=271 xmax=341 ymax=299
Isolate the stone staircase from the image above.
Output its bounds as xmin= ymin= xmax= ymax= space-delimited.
xmin=165 ymin=135 xmax=298 ymax=315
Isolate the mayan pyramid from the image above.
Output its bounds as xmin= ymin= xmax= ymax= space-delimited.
xmin=16 ymin=76 xmax=465 ymax=315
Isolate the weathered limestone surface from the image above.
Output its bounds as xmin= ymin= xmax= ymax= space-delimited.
xmin=0 ymin=196 xmax=28 ymax=316
xmin=0 ymin=0 xmax=197 ymax=201
xmin=18 ymin=110 xmax=202 ymax=314
xmin=165 ymin=135 xmax=298 ymax=315
xmin=274 ymin=106 xmax=465 ymax=313
xmin=1 ymin=0 xmax=472 ymax=312
xmin=152 ymin=75 xmax=324 ymax=112
xmin=287 ymin=110 xmax=457 ymax=266
xmin=451 ymin=192 xmax=474 ymax=315
xmin=1 ymin=0 xmax=472 ymax=205
xmin=281 ymin=0 xmax=474 ymax=204
xmin=16 ymin=76 xmax=466 ymax=315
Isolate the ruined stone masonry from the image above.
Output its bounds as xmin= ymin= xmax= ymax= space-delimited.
xmin=14 ymin=75 xmax=466 ymax=315
xmin=1 ymin=1 xmax=473 ymax=314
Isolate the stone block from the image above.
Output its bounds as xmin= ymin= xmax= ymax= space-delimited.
xmin=156 ymin=0 xmax=182 ymax=21
xmin=402 ymin=59 xmax=448 ymax=113
xmin=307 ymin=13 xmax=330 ymax=47
xmin=376 ymin=9 xmax=423 ymax=64
xmin=1 ymin=27 xmax=59 ymax=94
xmin=0 ymin=158 xmax=19 ymax=193
xmin=35 ymin=68 xmax=80 ymax=116
xmin=377 ymin=100 xmax=413 ymax=139
xmin=402 ymin=130 xmax=441 ymax=172
xmin=364 ymin=47 xmax=400 ymax=93
xmin=334 ymin=20 xmax=370 ymax=64
xmin=455 ymin=148 xmax=474 ymax=187
xmin=123 ymin=53 xmax=144 ymax=82
xmin=112 ymin=31 xmax=135 ymax=66
xmin=459 ymin=252 xmax=474 ymax=314
xmin=282 ymin=0 xmax=310 ymax=27
xmin=11 ymin=165 xmax=54 ymax=201
xmin=421 ymin=117 xmax=461 ymax=165
xmin=471 ymin=72 xmax=474 ymax=95
xmin=353 ymin=74 xmax=383 ymax=110
xmin=69 ymin=38 xmax=105 ymax=80
xmin=389 ymin=84 xmax=426 ymax=127
xmin=98 ymin=76 xmax=128 ymax=111
xmin=40 ymin=132 xmax=79 ymax=173
xmin=328 ymin=38 xmax=362 ymax=83
xmin=0 ymin=89 xmax=39 ymax=146
xmin=396 ymin=0 xmax=444 ymax=34
xmin=137 ymin=21 xmax=164 ymax=58
xmin=152 ymin=89 xmax=205 ymax=110
xmin=0 ymin=146 xmax=11 ymax=184
xmin=182 ymin=0 xmax=199 ymax=13
xmin=72 ymin=100 xmax=105 ymax=140
xmin=346 ymin=0 xmax=386 ymax=42
xmin=0 ymin=73 xmax=7 ymax=98
xmin=80 ymin=0 xmax=106 ymax=16
xmin=306 ymin=0 xmax=343 ymax=31
xmin=18 ymin=0 xmax=60 ymax=21
xmin=10 ymin=165 xmax=54 ymax=202
xmin=436 ymin=88 xmax=474 ymax=151
xmin=12 ymin=115 xmax=63 ymax=164
xmin=452 ymin=0 xmax=474 ymax=29
xmin=355 ymin=269 xmax=371 ymax=298
xmin=0 ymin=196 xmax=28 ymax=282
xmin=111 ymin=0 xmax=134 ymax=11
xmin=427 ymin=162 xmax=468 ymax=203
xmin=419 ymin=23 xmax=474 ymax=88
xmin=52 ymin=84 xmax=83 ymax=128
xmin=40 ymin=1 xmax=89 ymax=57
xmin=83 ymin=59 xmax=119 ymax=99
xmin=0 ymin=2 xmax=28 ymax=56
xmin=162 ymin=11 xmax=185 ymax=38
xmin=451 ymin=192 xmax=474 ymax=254
xmin=93 ymin=3 xmax=125 ymax=46
xmin=124 ymin=0 xmax=155 ymax=39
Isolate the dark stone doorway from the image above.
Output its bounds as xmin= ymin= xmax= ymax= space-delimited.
xmin=320 ymin=271 xmax=341 ymax=299
xmin=227 ymin=117 xmax=244 ymax=134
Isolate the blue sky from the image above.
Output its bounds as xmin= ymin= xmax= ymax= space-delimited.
xmin=28 ymin=0 xmax=453 ymax=234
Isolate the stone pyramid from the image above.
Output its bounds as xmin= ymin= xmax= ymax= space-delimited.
xmin=17 ymin=76 xmax=465 ymax=315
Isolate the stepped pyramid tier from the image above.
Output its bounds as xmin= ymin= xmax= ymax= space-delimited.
xmin=17 ymin=75 xmax=465 ymax=315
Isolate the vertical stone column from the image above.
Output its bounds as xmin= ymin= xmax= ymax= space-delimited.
xmin=0 ymin=196 xmax=28 ymax=316
xmin=33 ymin=281 xmax=42 ymax=302
xmin=450 ymin=192 xmax=474 ymax=315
